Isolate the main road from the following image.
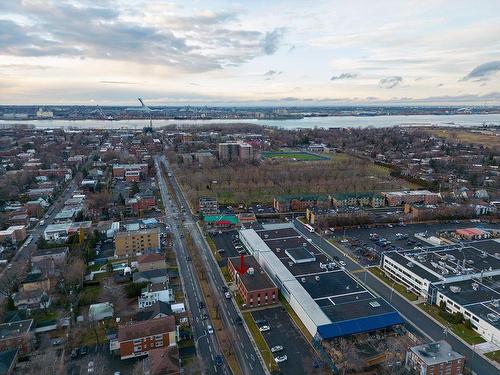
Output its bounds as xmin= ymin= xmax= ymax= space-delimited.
xmin=155 ymin=157 xmax=230 ymax=375
xmin=157 ymin=155 xmax=267 ymax=375
xmin=292 ymin=219 xmax=499 ymax=375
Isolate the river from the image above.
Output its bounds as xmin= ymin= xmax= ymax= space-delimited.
xmin=1 ymin=113 xmax=500 ymax=130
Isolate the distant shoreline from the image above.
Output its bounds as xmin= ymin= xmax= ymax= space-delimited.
xmin=1 ymin=113 xmax=500 ymax=130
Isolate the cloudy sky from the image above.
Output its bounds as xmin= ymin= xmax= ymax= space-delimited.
xmin=1 ymin=0 xmax=500 ymax=105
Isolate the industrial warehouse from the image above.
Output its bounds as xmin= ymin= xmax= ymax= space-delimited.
xmin=381 ymin=238 xmax=500 ymax=345
xmin=238 ymin=224 xmax=404 ymax=340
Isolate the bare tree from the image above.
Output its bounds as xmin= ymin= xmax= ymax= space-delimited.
xmin=26 ymin=347 xmax=64 ymax=375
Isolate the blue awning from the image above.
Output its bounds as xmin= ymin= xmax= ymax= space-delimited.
xmin=317 ymin=312 xmax=404 ymax=339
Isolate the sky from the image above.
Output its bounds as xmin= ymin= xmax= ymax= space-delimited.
xmin=1 ymin=0 xmax=500 ymax=106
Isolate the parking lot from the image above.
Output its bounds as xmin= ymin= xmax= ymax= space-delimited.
xmin=339 ymin=221 xmax=500 ymax=266
xmin=251 ymin=306 xmax=326 ymax=375
xmin=210 ymin=230 xmax=247 ymax=266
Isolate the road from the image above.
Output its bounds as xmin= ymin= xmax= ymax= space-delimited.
xmin=157 ymin=155 xmax=267 ymax=375
xmin=293 ymin=219 xmax=500 ymax=375
xmin=154 ymin=158 xmax=229 ymax=374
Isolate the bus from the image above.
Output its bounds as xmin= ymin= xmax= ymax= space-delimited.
xmin=303 ymin=223 xmax=315 ymax=233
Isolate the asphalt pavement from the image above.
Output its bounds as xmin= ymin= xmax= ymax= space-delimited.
xmin=154 ymin=158 xmax=229 ymax=375
xmin=158 ymin=155 xmax=267 ymax=375
xmin=293 ymin=219 xmax=500 ymax=375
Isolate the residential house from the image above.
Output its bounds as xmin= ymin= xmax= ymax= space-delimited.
xmin=144 ymin=346 xmax=180 ymax=375
xmin=137 ymin=254 xmax=166 ymax=272
xmin=133 ymin=269 xmax=169 ymax=285
xmin=138 ymin=284 xmax=174 ymax=310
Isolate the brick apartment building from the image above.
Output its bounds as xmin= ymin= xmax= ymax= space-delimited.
xmin=126 ymin=194 xmax=156 ymax=213
xmin=112 ymin=163 xmax=148 ymax=179
xmin=382 ymin=190 xmax=440 ymax=207
xmin=0 ymin=319 xmax=34 ymax=355
xmin=273 ymin=194 xmax=331 ymax=213
xmin=0 ymin=225 xmax=27 ymax=243
xmin=115 ymin=227 xmax=160 ymax=257
xmin=114 ymin=316 xmax=176 ymax=360
xmin=228 ymin=255 xmax=278 ymax=307
xmin=406 ymin=341 xmax=464 ymax=375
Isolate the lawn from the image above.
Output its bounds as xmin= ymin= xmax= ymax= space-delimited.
xmin=418 ymin=303 xmax=486 ymax=345
xmin=368 ymin=267 xmax=418 ymax=301
xmin=427 ymin=129 xmax=500 ymax=149
xmin=79 ymin=285 xmax=101 ymax=306
xmin=261 ymin=151 xmax=329 ymax=161
xmin=242 ymin=312 xmax=279 ymax=373
xmin=485 ymin=350 xmax=500 ymax=365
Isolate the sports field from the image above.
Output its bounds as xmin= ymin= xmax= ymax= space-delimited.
xmin=261 ymin=151 xmax=329 ymax=160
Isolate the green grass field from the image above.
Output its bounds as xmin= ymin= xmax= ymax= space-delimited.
xmin=262 ymin=151 xmax=328 ymax=161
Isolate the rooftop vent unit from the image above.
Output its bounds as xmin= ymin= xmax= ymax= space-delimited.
xmin=315 ymin=276 xmax=320 ymax=281
xmin=369 ymin=301 xmax=381 ymax=308
xmin=301 ymin=277 xmax=306 ymax=283
xmin=247 ymin=267 xmax=255 ymax=275
xmin=492 ymin=300 xmax=500 ymax=308
xmin=472 ymin=283 xmax=479 ymax=291
xmin=288 ymin=262 xmax=293 ymax=267
xmin=450 ymin=286 xmax=461 ymax=293
xmin=480 ymin=252 xmax=488 ymax=259
xmin=407 ymin=262 xmax=414 ymax=268
xmin=487 ymin=313 xmax=499 ymax=322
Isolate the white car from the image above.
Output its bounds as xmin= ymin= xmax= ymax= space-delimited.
xmin=339 ymin=261 xmax=346 ymax=266
xmin=224 ymin=292 xmax=231 ymax=299
xmin=259 ymin=325 xmax=270 ymax=332
xmin=207 ymin=325 xmax=214 ymax=334
xmin=274 ymin=355 xmax=287 ymax=363
xmin=271 ymin=345 xmax=283 ymax=353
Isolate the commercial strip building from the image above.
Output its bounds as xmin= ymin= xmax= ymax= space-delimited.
xmin=381 ymin=238 xmax=500 ymax=345
xmin=406 ymin=340 xmax=464 ymax=375
xmin=238 ymin=224 xmax=403 ymax=340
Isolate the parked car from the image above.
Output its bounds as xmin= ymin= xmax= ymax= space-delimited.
xmin=234 ymin=316 xmax=243 ymax=325
xmin=255 ymin=319 xmax=267 ymax=325
xmin=215 ymin=355 xmax=223 ymax=367
xmin=271 ymin=345 xmax=283 ymax=353
xmin=259 ymin=325 xmax=270 ymax=332
xmin=224 ymin=292 xmax=231 ymax=299
xmin=51 ymin=338 xmax=64 ymax=346
xmin=80 ymin=346 xmax=88 ymax=355
xmin=207 ymin=325 xmax=214 ymax=334
xmin=274 ymin=355 xmax=288 ymax=363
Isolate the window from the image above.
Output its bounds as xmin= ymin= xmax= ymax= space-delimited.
xmin=155 ymin=341 xmax=163 ymax=347
xmin=134 ymin=345 xmax=142 ymax=352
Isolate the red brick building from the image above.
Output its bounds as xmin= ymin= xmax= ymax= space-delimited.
xmin=406 ymin=341 xmax=464 ymax=375
xmin=228 ymin=255 xmax=278 ymax=307
xmin=383 ymin=190 xmax=440 ymax=207
xmin=115 ymin=316 xmax=176 ymax=359
xmin=127 ymin=195 xmax=156 ymax=213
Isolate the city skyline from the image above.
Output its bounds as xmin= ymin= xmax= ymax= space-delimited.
xmin=1 ymin=0 xmax=500 ymax=105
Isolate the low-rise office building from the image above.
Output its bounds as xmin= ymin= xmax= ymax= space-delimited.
xmin=228 ymin=255 xmax=278 ymax=307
